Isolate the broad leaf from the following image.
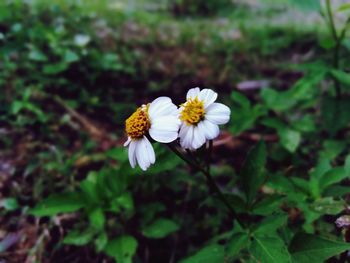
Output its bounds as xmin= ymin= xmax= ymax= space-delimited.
xmin=309 ymin=197 xmax=345 ymax=215
xmin=254 ymin=214 xmax=288 ymax=235
xmin=250 ymin=235 xmax=291 ymax=263
xmin=289 ymin=233 xmax=350 ymax=262
xmin=89 ymin=207 xmax=105 ymax=230
xmin=180 ymin=244 xmax=225 ymax=263
xmin=142 ymin=218 xmax=180 ymax=239
xmin=104 ymin=235 xmax=138 ymax=263
xmin=331 ymin=70 xmax=350 ymax=86
xmin=63 ymin=228 xmax=95 ymax=246
xmin=319 ymin=167 xmax=348 ymax=193
xmin=30 ymin=192 xmax=85 ymax=216
xmin=226 ymin=232 xmax=250 ymax=258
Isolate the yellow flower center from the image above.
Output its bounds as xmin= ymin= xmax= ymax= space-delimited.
xmin=180 ymin=97 xmax=205 ymax=125
xmin=125 ymin=105 xmax=150 ymax=139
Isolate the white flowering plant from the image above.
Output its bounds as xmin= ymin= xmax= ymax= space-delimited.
xmin=11 ymin=0 xmax=350 ymax=262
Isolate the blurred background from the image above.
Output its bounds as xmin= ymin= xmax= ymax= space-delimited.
xmin=1 ymin=0 xmax=350 ymax=262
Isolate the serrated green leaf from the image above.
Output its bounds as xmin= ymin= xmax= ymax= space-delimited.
xmin=142 ymin=218 xmax=179 ymax=239
xmin=251 ymin=235 xmax=291 ymax=263
xmin=289 ymin=233 xmax=350 ymax=262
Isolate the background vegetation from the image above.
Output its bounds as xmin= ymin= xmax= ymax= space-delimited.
xmin=1 ymin=0 xmax=350 ymax=262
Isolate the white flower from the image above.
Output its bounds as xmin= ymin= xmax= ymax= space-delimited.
xmin=179 ymin=87 xmax=230 ymax=150
xmin=124 ymin=97 xmax=180 ymax=171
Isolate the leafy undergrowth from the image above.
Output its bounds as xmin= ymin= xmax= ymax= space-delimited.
xmin=1 ymin=0 xmax=350 ymax=262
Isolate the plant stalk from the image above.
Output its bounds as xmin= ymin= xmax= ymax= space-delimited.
xmin=325 ymin=0 xmax=342 ymax=98
xmin=167 ymin=143 xmax=242 ymax=224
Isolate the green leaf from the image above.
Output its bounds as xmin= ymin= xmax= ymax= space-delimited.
xmin=331 ymin=70 xmax=350 ymax=85
xmin=250 ymin=235 xmax=291 ymax=263
xmin=319 ymin=167 xmax=348 ymax=193
xmin=261 ymin=71 xmax=324 ymax=112
xmin=262 ymin=118 xmax=300 ymax=152
xmin=337 ymin=3 xmax=350 ymax=12
xmin=142 ymin=218 xmax=180 ymax=239
xmin=253 ymin=214 xmax=288 ymax=235
xmin=28 ymin=49 xmax=48 ymax=62
xmin=63 ymin=228 xmax=95 ymax=246
xmin=279 ymin=128 xmax=301 ymax=153
xmin=223 ymin=194 xmax=247 ymax=213
xmin=289 ymin=233 xmax=350 ymax=262
xmin=95 ymin=232 xmax=108 ymax=252
xmin=261 ymin=88 xmax=295 ymax=111
xmin=226 ymin=232 xmax=250 ymax=258
xmin=104 ymin=235 xmax=138 ymax=263
xmin=180 ymin=244 xmax=225 ymax=263
xmin=63 ymin=50 xmax=79 ymax=63
xmin=252 ymin=195 xmax=285 ymax=216
xmin=89 ymin=208 xmax=105 ymax=230
xmin=321 ymin=96 xmax=350 ymax=136
xmin=292 ymin=115 xmax=316 ymax=133
xmin=106 ymin=147 xmax=128 ymax=162
xmin=30 ymin=192 xmax=85 ymax=216
xmin=43 ymin=62 xmax=68 ymax=75
xmin=229 ymin=91 xmax=267 ymax=135
xmin=345 ymin=154 xmax=350 ymax=174
xmin=241 ymin=141 xmax=267 ymax=205
xmin=309 ymin=197 xmax=345 ymax=215
xmin=1 ymin=198 xmax=19 ymax=211
xmin=319 ymin=140 xmax=345 ymax=160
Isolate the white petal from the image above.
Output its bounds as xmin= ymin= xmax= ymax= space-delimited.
xmin=192 ymin=125 xmax=206 ymax=149
xmin=205 ymin=103 xmax=231 ymax=125
xmin=128 ymin=140 xmax=137 ymax=168
xmin=186 ymin=87 xmax=200 ymax=100
xmin=143 ymin=136 xmax=156 ymax=165
xmin=179 ymin=122 xmax=189 ymax=141
xmin=198 ymin=120 xmax=220 ymax=140
xmin=135 ymin=137 xmax=153 ymax=171
xmin=179 ymin=124 xmax=194 ymax=150
xmin=149 ymin=116 xmax=180 ymax=143
xmin=198 ymin=89 xmax=218 ymax=108
xmin=124 ymin=137 xmax=131 ymax=147
xmin=148 ymin=97 xmax=178 ymax=120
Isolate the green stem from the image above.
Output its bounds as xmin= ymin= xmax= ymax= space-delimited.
xmin=167 ymin=142 xmax=241 ymax=223
xmin=325 ymin=0 xmax=342 ymax=98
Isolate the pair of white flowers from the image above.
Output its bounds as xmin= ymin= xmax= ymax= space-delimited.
xmin=124 ymin=88 xmax=231 ymax=171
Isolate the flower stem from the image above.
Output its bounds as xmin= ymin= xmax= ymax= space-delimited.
xmin=325 ymin=0 xmax=348 ymax=99
xmin=167 ymin=142 xmax=241 ymax=222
